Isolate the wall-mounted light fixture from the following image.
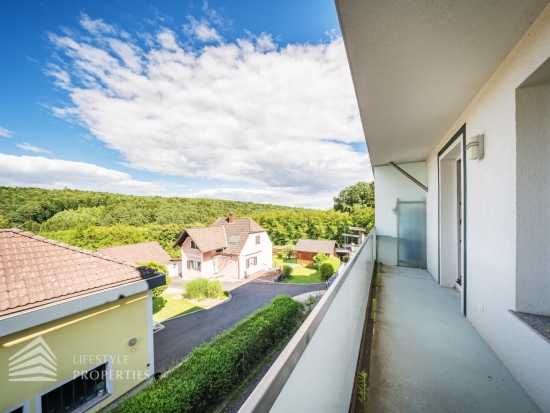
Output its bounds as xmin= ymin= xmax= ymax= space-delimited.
xmin=466 ymin=134 xmax=484 ymax=160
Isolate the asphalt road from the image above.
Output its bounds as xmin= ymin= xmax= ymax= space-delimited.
xmin=154 ymin=282 xmax=323 ymax=373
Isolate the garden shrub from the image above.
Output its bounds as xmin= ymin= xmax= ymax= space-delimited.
xmin=319 ymin=257 xmax=340 ymax=281
xmin=136 ymin=261 xmax=171 ymax=298
xmin=111 ymin=295 xmax=303 ymax=413
xmin=327 ymin=256 xmax=340 ymax=271
xmin=185 ymin=278 xmax=223 ymax=301
xmin=205 ymin=280 xmax=222 ymax=299
xmin=276 ymin=251 xmax=283 ymax=259
xmin=312 ymin=253 xmax=329 ymax=269
xmin=282 ymin=264 xmax=293 ymax=279
xmin=319 ymin=262 xmax=335 ymax=281
xmin=185 ymin=278 xmax=208 ymax=300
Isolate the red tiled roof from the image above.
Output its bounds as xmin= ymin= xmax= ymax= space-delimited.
xmin=97 ymin=241 xmax=171 ymax=264
xmin=0 ymin=229 xmax=157 ymax=317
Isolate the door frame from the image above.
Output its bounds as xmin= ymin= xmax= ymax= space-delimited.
xmin=455 ymin=157 xmax=463 ymax=290
xmin=437 ymin=124 xmax=467 ymax=315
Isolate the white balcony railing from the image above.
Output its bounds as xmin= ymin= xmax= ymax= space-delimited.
xmin=239 ymin=228 xmax=377 ymax=412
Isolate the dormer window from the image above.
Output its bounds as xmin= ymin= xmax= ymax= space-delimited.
xmin=190 ymin=240 xmax=198 ymax=249
xmin=228 ymin=234 xmax=240 ymax=246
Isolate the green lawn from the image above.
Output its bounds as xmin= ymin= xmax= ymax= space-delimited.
xmin=280 ymin=265 xmax=324 ymax=284
xmin=272 ymin=256 xmax=297 ymax=267
xmin=153 ymin=294 xmax=204 ymax=322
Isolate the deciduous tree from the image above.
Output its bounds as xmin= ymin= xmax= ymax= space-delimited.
xmin=333 ymin=181 xmax=374 ymax=212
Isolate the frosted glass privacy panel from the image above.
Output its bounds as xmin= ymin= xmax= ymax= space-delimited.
xmin=270 ymin=236 xmax=374 ymax=412
xmin=397 ymin=199 xmax=427 ymax=268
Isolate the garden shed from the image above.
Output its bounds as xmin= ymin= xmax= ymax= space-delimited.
xmin=294 ymin=239 xmax=338 ymax=265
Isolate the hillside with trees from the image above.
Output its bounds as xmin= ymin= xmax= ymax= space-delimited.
xmin=0 ymin=183 xmax=374 ymax=255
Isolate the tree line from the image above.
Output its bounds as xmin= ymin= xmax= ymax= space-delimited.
xmin=0 ymin=183 xmax=374 ymax=256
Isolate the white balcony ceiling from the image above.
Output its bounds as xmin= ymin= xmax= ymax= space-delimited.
xmin=335 ymin=0 xmax=550 ymax=167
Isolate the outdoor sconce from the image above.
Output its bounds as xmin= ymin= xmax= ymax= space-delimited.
xmin=129 ymin=338 xmax=137 ymax=346
xmin=466 ymin=134 xmax=484 ymax=160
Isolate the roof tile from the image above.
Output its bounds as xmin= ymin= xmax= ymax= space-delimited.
xmin=97 ymin=241 xmax=171 ymax=265
xmin=0 ymin=229 xmax=157 ymax=317
xmin=174 ymin=217 xmax=267 ymax=255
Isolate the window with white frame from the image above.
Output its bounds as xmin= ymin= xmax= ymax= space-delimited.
xmin=246 ymin=256 xmax=257 ymax=269
xmin=190 ymin=240 xmax=198 ymax=249
xmin=188 ymin=260 xmax=201 ymax=270
xmin=228 ymin=234 xmax=240 ymax=246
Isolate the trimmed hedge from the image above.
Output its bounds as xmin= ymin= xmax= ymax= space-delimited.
xmin=111 ymin=295 xmax=303 ymax=413
xmin=185 ymin=278 xmax=223 ymax=301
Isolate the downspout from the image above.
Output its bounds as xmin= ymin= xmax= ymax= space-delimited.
xmin=389 ymin=162 xmax=428 ymax=192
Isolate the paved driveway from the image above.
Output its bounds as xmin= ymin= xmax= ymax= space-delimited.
xmin=154 ymin=282 xmax=323 ymax=373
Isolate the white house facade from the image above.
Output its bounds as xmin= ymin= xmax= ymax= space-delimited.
xmin=173 ymin=213 xmax=273 ymax=280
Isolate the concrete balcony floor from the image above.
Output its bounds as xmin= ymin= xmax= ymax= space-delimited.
xmin=369 ymin=265 xmax=540 ymax=413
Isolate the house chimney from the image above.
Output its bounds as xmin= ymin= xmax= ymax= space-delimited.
xmin=228 ymin=212 xmax=235 ymax=223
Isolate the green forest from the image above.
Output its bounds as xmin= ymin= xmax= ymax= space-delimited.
xmin=0 ymin=183 xmax=374 ymax=256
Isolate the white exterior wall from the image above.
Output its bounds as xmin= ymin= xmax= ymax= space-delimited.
xmin=167 ymin=261 xmax=182 ymax=277
xmin=422 ymin=6 xmax=550 ymax=409
xmin=238 ymin=232 xmax=273 ymax=278
xmin=374 ymin=162 xmax=427 ymax=266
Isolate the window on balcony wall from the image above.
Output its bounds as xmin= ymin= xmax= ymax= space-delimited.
xmin=188 ymin=260 xmax=201 ymax=270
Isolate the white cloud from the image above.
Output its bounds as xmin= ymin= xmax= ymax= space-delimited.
xmin=79 ymin=13 xmax=116 ymax=36
xmin=0 ymin=153 xmax=165 ymax=195
xmin=0 ymin=126 xmax=14 ymax=138
xmin=187 ymin=185 xmax=347 ymax=209
xmin=183 ymin=16 xmax=222 ymax=43
xmin=45 ymin=14 xmax=370 ymax=208
xmin=17 ymin=142 xmax=51 ymax=153
xmin=44 ymin=63 xmax=71 ymax=88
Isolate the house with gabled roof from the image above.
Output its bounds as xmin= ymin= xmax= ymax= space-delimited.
xmin=173 ymin=213 xmax=273 ymax=279
xmin=0 ymin=229 xmax=166 ymax=413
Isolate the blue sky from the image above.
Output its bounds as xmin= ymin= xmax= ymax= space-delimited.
xmin=0 ymin=0 xmax=370 ymax=208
